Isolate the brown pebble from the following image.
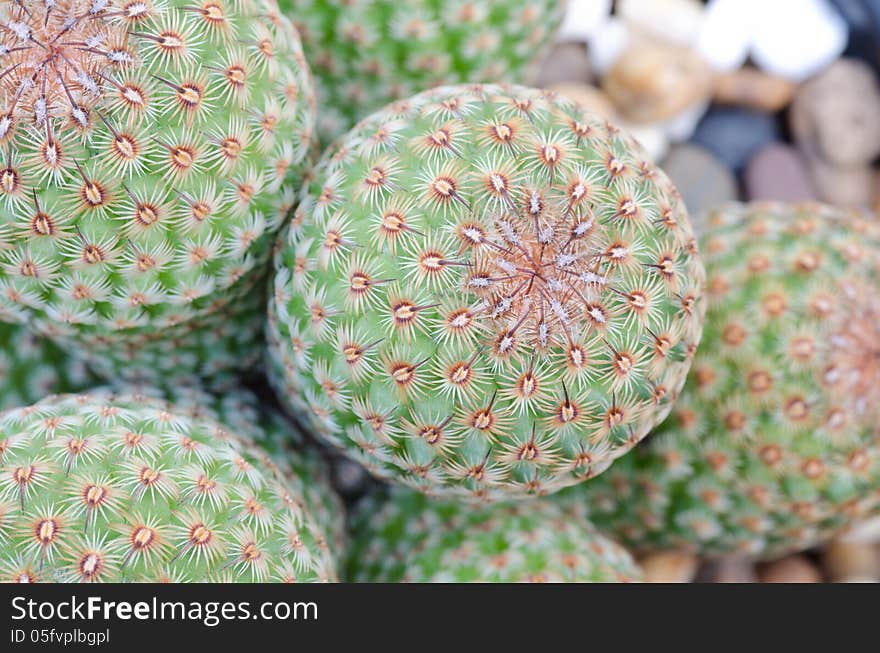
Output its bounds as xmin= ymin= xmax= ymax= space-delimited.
xmin=806 ymin=156 xmax=876 ymax=208
xmin=714 ymin=67 xmax=798 ymax=113
xmin=547 ymin=83 xmax=618 ymax=121
xmin=875 ymin=172 xmax=880 ymax=220
xmin=639 ymin=551 xmax=699 ymax=583
xmin=661 ymin=144 xmax=738 ymax=233
xmin=602 ymin=40 xmax=714 ymax=123
xmin=790 ymin=59 xmax=880 ymax=168
xmin=759 ymin=555 xmax=822 ymax=583
xmin=534 ymin=42 xmax=594 ymax=88
xmin=703 ymin=556 xmax=758 ymax=583
xmin=823 ymin=540 xmax=879 ymax=583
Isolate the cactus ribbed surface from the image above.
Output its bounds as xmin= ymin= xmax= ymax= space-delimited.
xmin=569 ymin=203 xmax=880 ymax=558
xmin=126 ymin=381 xmax=347 ymax=555
xmin=268 ymin=84 xmax=706 ymax=500
xmin=348 ymin=489 xmax=641 ymax=582
xmin=0 ymin=391 xmax=341 ymax=582
xmin=0 ymin=322 xmax=94 ymax=409
xmin=0 ymin=0 xmax=315 ymax=384
xmin=284 ymin=0 xmax=565 ymax=141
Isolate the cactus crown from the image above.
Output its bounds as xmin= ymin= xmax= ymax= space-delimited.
xmin=269 ymin=84 xmax=705 ymax=500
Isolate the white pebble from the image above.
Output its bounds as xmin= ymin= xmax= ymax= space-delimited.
xmin=662 ymin=101 xmax=710 ymax=143
xmin=750 ymin=0 xmax=848 ymax=81
xmin=618 ymin=0 xmax=706 ymax=47
xmin=588 ymin=17 xmax=630 ymax=75
xmin=557 ymin=0 xmax=612 ymax=42
xmin=697 ymin=0 xmax=757 ymax=72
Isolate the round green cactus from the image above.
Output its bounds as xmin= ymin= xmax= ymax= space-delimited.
xmin=567 ymin=203 xmax=880 ymax=558
xmin=348 ymin=489 xmax=641 ymax=582
xmin=0 ymin=322 xmax=94 ymax=409
xmin=125 ymin=381 xmax=347 ymax=555
xmin=283 ymin=0 xmax=566 ymax=141
xmin=0 ymin=0 xmax=315 ymax=384
xmin=268 ymin=84 xmax=706 ymax=500
xmin=0 ymin=390 xmax=341 ymax=582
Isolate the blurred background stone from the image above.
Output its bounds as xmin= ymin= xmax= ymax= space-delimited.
xmin=828 ymin=0 xmax=880 ymax=71
xmin=823 ymin=540 xmax=880 ymax=582
xmin=807 ymin=157 xmax=875 ymax=207
xmin=713 ymin=67 xmax=798 ymax=112
xmin=557 ymin=0 xmax=612 ymax=43
xmin=701 ymin=557 xmax=759 ymax=583
xmin=618 ymin=0 xmax=706 ymax=47
xmin=661 ymin=144 xmax=738 ymax=229
xmin=602 ymin=40 xmax=713 ymax=123
xmin=745 ymin=144 xmax=819 ymax=201
xmin=663 ymin=101 xmax=710 ymax=142
xmin=697 ymin=0 xmax=754 ymax=71
xmin=587 ymin=17 xmax=630 ymax=75
xmin=697 ymin=0 xmax=848 ymax=79
xmin=750 ymin=0 xmax=848 ymax=81
xmin=639 ymin=551 xmax=700 ymax=583
xmin=535 ymin=42 xmax=593 ymax=87
xmin=691 ymin=106 xmax=781 ymax=171
xmin=758 ymin=556 xmax=824 ymax=583
xmin=790 ymin=58 xmax=880 ymax=167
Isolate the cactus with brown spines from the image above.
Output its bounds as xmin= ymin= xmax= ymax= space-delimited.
xmin=267 ymin=83 xmax=706 ymax=501
xmin=0 ymin=389 xmax=343 ymax=582
xmin=0 ymin=0 xmax=315 ymax=385
xmin=564 ymin=203 xmax=880 ymax=559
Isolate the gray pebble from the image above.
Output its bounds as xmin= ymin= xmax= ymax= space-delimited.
xmin=661 ymin=144 xmax=739 ymax=233
xmin=745 ymin=143 xmax=819 ymax=202
xmin=691 ymin=107 xmax=782 ymax=172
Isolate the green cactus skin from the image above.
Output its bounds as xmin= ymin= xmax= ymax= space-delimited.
xmin=125 ymin=381 xmax=347 ymax=556
xmin=0 ymin=390 xmax=341 ymax=582
xmin=566 ymin=203 xmax=880 ymax=559
xmin=0 ymin=0 xmax=315 ymax=385
xmin=347 ymin=488 xmax=642 ymax=582
xmin=282 ymin=0 xmax=566 ymax=141
xmin=68 ymin=273 xmax=268 ymax=384
xmin=268 ymin=84 xmax=706 ymax=501
xmin=0 ymin=322 xmax=95 ymax=410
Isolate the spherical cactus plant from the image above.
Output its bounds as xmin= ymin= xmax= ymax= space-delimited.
xmin=0 ymin=390 xmax=341 ymax=582
xmin=125 ymin=381 xmax=347 ymax=555
xmin=283 ymin=0 xmax=566 ymax=141
xmin=0 ymin=0 xmax=315 ymax=384
xmin=347 ymin=488 xmax=642 ymax=582
xmin=0 ymin=322 xmax=94 ymax=409
xmin=566 ymin=203 xmax=880 ymax=558
xmin=268 ymin=84 xmax=706 ymax=501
